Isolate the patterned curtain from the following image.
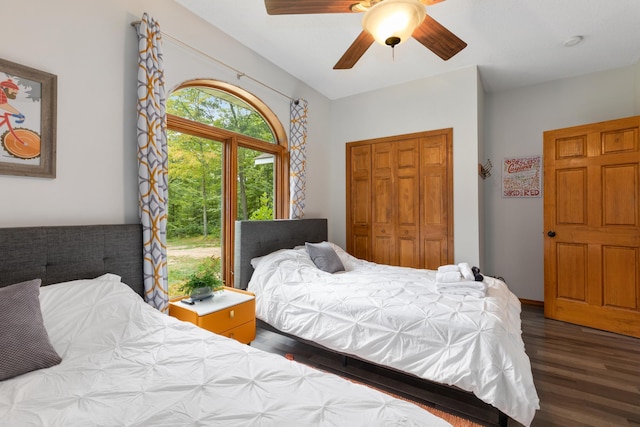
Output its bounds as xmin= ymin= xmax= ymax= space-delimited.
xmin=134 ymin=13 xmax=169 ymax=312
xmin=289 ymin=99 xmax=308 ymax=219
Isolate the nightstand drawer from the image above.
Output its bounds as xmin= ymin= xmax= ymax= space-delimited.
xmin=168 ymin=288 xmax=256 ymax=344
xmin=197 ymin=298 xmax=255 ymax=333
xmin=218 ymin=320 xmax=256 ymax=344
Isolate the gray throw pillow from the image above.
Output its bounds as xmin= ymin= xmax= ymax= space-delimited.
xmin=0 ymin=279 xmax=62 ymax=381
xmin=306 ymin=242 xmax=345 ymax=273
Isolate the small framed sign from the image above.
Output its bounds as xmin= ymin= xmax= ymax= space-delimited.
xmin=502 ymin=155 xmax=542 ymax=198
xmin=0 ymin=58 xmax=57 ymax=178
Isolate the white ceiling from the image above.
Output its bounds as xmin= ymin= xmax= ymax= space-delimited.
xmin=175 ymin=0 xmax=640 ymax=100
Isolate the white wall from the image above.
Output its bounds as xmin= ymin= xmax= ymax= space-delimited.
xmin=636 ymin=62 xmax=640 ymax=113
xmin=0 ymin=0 xmax=330 ymax=229
xmin=328 ymin=66 xmax=483 ymax=266
xmin=484 ymin=64 xmax=639 ymax=301
xmin=477 ymin=73 xmax=486 ymax=269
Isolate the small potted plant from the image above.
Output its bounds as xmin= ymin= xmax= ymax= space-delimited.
xmin=179 ymin=258 xmax=225 ymax=301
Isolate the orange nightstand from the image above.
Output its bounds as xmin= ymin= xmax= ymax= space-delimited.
xmin=169 ymin=288 xmax=256 ymax=344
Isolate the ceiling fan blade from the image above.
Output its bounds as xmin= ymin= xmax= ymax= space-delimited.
xmin=421 ymin=0 xmax=447 ymax=5
xmin=265 ymin=0 xmax=357 ymax=15
xmin=412 ymin=15 xmax=467 ymax=60
xmin=334 ymin=31 xmax=375 ymax=70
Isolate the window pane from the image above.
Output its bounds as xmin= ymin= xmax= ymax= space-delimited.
xmin=166 ymin=129 xmax=224 ymax=299
xmin=237 ymin=146 xmax=275 ymax=221
xmin=166 ymin=80 xmax=285 ymax=291
xmin=168 ymin=87 xmax=276 ymax=143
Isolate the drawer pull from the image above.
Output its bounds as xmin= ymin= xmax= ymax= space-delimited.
xmin=229 ymin=310 xmax=235 ymax=319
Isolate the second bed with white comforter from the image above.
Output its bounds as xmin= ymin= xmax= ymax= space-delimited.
xmin=0 ymin=276 xmax=451 ymax=427
xmin=248 ymin=244 xmax=540 ymax=427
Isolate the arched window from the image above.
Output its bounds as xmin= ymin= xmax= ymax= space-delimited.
xmin=166 ymin=80 xmax=288 ymax=297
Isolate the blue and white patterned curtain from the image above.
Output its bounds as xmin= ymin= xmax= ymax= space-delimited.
xmin=134 ymin=13 xmax=169 ymax=312
xmin=289 ymin=99 xmax=308 ymax=219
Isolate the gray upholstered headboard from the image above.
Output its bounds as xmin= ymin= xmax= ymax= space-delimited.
xmin=0 ymin=224 xmax=144 ymax=297
xmin=234 ymin=219 xmax=328 ymax=289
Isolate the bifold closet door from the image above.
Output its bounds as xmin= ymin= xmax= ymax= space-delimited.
xmin=346 ymin=129 xmax=453 ymax=269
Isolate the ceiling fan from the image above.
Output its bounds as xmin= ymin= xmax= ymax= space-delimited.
xmin=264 ymin=0 xmax=467 ymax=70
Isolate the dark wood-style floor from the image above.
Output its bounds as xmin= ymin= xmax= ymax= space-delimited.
xmin=252 ymin=305 xmax=640 ymax=427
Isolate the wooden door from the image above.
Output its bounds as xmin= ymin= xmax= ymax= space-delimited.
xmin=544 ymin=116 xmax=640 ymax=338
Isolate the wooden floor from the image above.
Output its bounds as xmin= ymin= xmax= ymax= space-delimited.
xmin=252 ymin=305 xmax=640 ymax=427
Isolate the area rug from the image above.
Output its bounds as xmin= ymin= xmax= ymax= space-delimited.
xmin=284 ymin=354 xmax=482 ymax=427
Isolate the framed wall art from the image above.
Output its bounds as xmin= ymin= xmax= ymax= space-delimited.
xmin=502 ymin=155 xmax=542 ymax=198
xmin=0 ymin=58 xmax=57 ymax=178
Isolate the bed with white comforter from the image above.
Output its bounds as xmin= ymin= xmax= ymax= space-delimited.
xmin=248 ymin=244 xmax=540 ymax=427
xmin=0 ymin=275 xmax=451 ymax=427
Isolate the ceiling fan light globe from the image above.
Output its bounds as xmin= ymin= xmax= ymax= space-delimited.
xmin=362 ymin=0 xmax=426 ymax=47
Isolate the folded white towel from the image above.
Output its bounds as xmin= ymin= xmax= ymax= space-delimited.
xmin=458 ymin=262 xmax=475 ymax=281
xmin=437 ymin=280 xmax=487 ymax=292
xmin=435 ymin=271 xmax=463 ymax=283
xmin=437 ymin=264 xmax=460 ymax=273
xmin=437 ymin=288 xmax=487 ymax=298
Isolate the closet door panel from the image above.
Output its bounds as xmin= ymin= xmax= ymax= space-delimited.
xmin=373 ymin=235 xmax=394 ymax=265
xmin=346 ymin=144 xmax=372 ymax=260
xmin=372 ymin=143 xmax=396 ymax=263
xmin=420 ymin=132 xmax=453 ymax=268
xmin=396 ymin=139 xmax=420 ymax=267
xmin=424 ymin=239 xmax=444 ymax=270
xmin=399 ymin=236 xmax=420 ymax=268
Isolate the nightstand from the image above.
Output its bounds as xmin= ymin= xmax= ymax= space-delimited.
xmin=169 ymin=288 xmax=256 ymax=344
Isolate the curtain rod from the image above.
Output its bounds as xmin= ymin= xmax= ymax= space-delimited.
xmin=130 ymin=21 xmax=297 ymax=103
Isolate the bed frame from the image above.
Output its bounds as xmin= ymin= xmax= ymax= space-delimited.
xmin=0 ymin=224 xmax=144 ymax=297
xmin=234 ymin=218 xmax=508 ymax=427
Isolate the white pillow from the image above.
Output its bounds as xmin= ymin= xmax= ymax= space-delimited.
xmin=94 ymin=273 xmax=122 ymax=282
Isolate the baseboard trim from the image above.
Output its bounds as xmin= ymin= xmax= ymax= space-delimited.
xmin=519 ymin=298 xmax=544 ymax=308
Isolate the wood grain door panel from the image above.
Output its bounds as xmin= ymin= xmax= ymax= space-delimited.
xmin=420 ymin=133 xmax=452 ymax=268
xmin=555 ymin=168 xmax=587 ymax=224
xmin=372 ymin=142 xmax=396 ymax=264
xmin=346 ymin=144 xmax=372 ymax=260
xmin=397 ymin=139 xmax=420 ymax=267
xmin=602 ymin=164 xmax=637 ymax=226
xmin=423 ymin=239 xmax=446 ymax=270
xmin=602 ymin=245 xmax=638 ymax=310
xmin=555 ymin=243 xmax=588 ymax=302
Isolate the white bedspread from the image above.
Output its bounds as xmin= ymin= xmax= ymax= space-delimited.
xmin=248 ymin=245 xmax=540 ymax=426
xmin=0 ymin=276 xmax=451 ymax=427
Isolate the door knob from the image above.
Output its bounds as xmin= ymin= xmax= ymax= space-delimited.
xmin=547 ymin=231 xmax=556 ymax=237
